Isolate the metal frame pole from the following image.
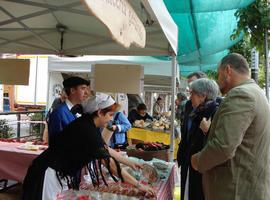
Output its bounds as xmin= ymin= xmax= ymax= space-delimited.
xmin=169 ymin=53 xmax=177 ymax=161
xmin=34 ymin=56 xmax=39 ymax=105
xmin=16 ymin=114 xmax=21 ymax=139
xmin=264 ymin=29 xmax=269 ymax=101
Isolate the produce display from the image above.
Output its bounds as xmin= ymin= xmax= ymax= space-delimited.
xmin=126 ymin=143 xmax=170 ymax=161
xmin=57 ymin=158 xmax=174 ymax=200
xmin=57 ymin=189 xmax=138 ymax=200
xmin=17 ymin=141 xmax=48 ymax=151
xmin=0 ymin=138 xmax=47 ymax=145
xmin=133 ymin=120 xmax=151 ymax=128
xmin=0 ymin=138 xmax=26 ymax=143
xmin=80 ymin=182 xmax=148 ymax=197
xmin=133 ymin=116 xmax=177 ymax=131
xmin=0 ymin=138 xmax=48 ymax=151
xmin=141 ymin=164 xmax=158 ymax=183
xmin=134 ymin=142 xmax=170 ymax=152
xmin=151 ymin=117 xmax=170 ymax=131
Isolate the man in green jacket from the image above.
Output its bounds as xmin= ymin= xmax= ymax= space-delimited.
xmin=191 ymin=53 xmax=270 ymax=200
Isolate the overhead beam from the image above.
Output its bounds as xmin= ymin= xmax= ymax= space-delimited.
xmin=2 ymin=0 xmax=90 ymax=16
xmin=0 ymin=30 xmax=54 ymax=47
xmin=0 ymin=1 xmax=89 ymax=27
xmin=0 ymin=37 xmax=54 ymax=52
xmin=0 ymin=28 xmax=56 ymax=31
xmin=0 ymin=9 xmax=53 ymax=26
xmin=0 ymin=7 xmax=58 ymax=52
xmin=66 ymin=39 xmax=113 ymax=52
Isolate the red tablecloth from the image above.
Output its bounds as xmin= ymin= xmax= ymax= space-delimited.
xmin=156 ymin=164 xmax=175 ymax=199
xmin=0 ymin=142 xmax=43 ymax=182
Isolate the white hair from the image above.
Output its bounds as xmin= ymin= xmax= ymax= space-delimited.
xmin=190 ymin=78 xmax=219 ymax=100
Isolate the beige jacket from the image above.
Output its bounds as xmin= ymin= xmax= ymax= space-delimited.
xmin=197 ymin=79 xmax=270 ymax=200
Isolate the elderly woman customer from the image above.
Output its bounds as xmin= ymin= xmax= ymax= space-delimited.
xmin=22 ymin=93 xmax=155 ymax=200
xmin=177 ymin=78 xmax=221 ymax=200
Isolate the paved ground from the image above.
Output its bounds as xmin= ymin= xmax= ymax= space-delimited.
xmin=0 ymin=184 xmax=21 ymax=200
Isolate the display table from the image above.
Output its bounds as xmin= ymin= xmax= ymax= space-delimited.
xmin=0 ymin=142 xmax=43 ymax=182
xmin=57 ymin=161 xmax=176 ymax=200
xmin=127 ymin=128 xmax=180 ymax=159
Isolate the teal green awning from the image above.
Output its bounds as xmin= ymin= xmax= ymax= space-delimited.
xmin=163 ymin=0 xmax=255 ymax=76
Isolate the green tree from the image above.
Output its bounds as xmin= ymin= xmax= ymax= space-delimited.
xmin=0 ymin=119 xmax=14 ymax=138
xmin=231 ymin=0 xmax=270 ymax=52
xmin=205 ymin=70 xmax=218 ymax=81
xmin=28 ymin=113 xmax=45 ymax=139
xmin=230 ymin=36 xmax=267 ymax=88
xmin=231 ymin=0 xmax=269 ymax=91
xmin=258 ymin=64 xmax=265 ymax=88
xmin=230 ymin=35 xmax=252 ymax=63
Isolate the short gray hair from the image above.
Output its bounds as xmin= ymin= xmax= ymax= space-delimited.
xmin=190 ymin=78 xmax=219 ymax=101
xmin=220 ymin=53 xmax=249 ymax=75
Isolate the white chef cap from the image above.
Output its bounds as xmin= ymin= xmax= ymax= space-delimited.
xmin=82 ymin=93 xmax=116 ymax=114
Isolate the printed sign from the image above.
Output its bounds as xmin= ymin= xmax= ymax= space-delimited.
xmin=83 ymin=0 xmax=146 ymax=48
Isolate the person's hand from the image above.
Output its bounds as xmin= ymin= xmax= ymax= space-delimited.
xmin=112 ymin=125 xmax=118 ymax=131
xmin=191 ymin=153 xmax=199 ymax=171
xmin=129 ymin=161 xmax=143 ymax=171
xmin=200 ymin=117 xmax=211 ymax=134
xmin=106 ymin=124 xmax=117 ymax=132
xmin=136 ymin=183 xmax=156 ymax=198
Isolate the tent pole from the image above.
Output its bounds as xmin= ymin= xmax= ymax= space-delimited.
xmin=34 ymin=56 xmax=39 ymax=105
xmin=264 ymin=28 xmax=269 ymax=101
xmin=170 ymin=53 xmax=177 ymax=161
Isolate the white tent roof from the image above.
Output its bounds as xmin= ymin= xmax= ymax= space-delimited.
xmin=48 ymin=55 xmax=179 ymax=91
xmin=0 ymin=0 xmax=178 ymax=56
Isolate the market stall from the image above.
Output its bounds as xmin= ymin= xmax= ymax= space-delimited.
xmin=0 ymin=1 xmax=179 ymax=199
xmin=0 ymin=0 xmax=178 ymax=161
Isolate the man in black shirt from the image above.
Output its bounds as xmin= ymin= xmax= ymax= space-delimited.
xmin=128 ymin=103 xmax=153 ymax=124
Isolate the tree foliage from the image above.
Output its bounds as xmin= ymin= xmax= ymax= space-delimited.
xmin=258 ymin=64 xmax=265 ymax=88
xmin=0 ymin=119 xmax=14 ymax=138
xmin=28 ymin=112 xmax=45 ymax=138
xmin=205 ymin=70 xmax=218 ymax=81
xmin=230 ymin=0 xmax=269 ymax=89
xmin=231 ymin=0 xmax=270 ymax=52
xmin=230 ymin=35 xmax=252 ymax=63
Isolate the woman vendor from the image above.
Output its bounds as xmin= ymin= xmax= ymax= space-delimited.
xmin=22 ymin=93 xmax=155 ymax=200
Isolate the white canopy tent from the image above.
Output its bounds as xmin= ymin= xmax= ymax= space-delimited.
xmin=0 ymin=0 xmax=178 ymax=160
xmin=0 ymin=0 xmax=177 ymax=56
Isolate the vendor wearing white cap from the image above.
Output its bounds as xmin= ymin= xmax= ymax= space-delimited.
xmin=23 ymin=93 xmax=155 ymax=200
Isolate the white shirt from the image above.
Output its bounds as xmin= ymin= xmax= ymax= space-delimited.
xmin=65 ymin=99 xmax=73 ymax=110
xmin=65 ymin=99 xmax=81 ymax=118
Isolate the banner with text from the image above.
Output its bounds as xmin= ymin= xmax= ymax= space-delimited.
xmin=83 ymin=0 xmax=146 ymax=48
